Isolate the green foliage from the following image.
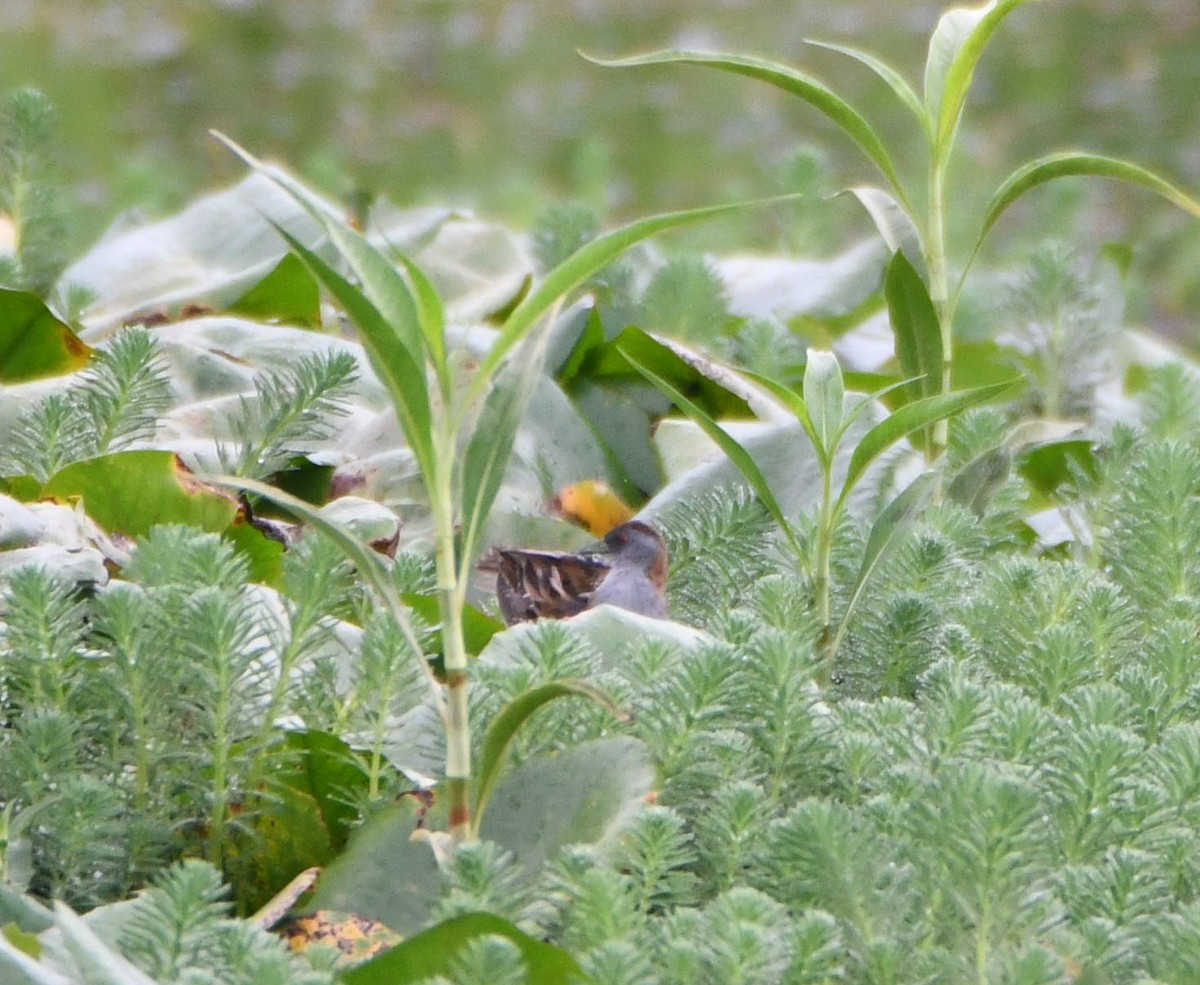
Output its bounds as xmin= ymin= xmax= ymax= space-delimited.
xmin=221 ymin=349 xmax=359 ymax=479
xmin=0 ymin=87 xmax=68 ymax=297
xmin=0 ymin=327 xmax=172 ymax=481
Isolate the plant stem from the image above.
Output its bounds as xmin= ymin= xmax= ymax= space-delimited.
xmin=927 ymin=157 xmax=953 ymax=456
xmin=432 ymin=416 xmax=472 ymax=843
xmin=816 ymin=464 xmax=836 ymax=684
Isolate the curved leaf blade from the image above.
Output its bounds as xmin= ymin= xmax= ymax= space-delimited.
xmin=0 ymin=289 xmax=92 ymax=383
xmin=474 ymin=192 xmax=800 ymax=402
xmin=620 ymin=346 xmax=802 ymax=554
xmin=973 ymin=151 xmax=1200 ymax=261
xmin=843 ymin=186 xmax=924 ymax=269
xmin=805 ymin=38 xmax=928 ymax=134
xmin=273 ymin=228 xmax=436 ymax=482
xmin=585 ymin=49 xmax=910 ymax=209
xmin=343 ymin=912 xmax=588 ymax=985
xmin=803 ymin=349 xmax=844 ymax=462
xmin=832 ymin=469 xmax=938 ymax=651
xmin=472 ymin=680 xmax=625 ymax=834
xmin=840 ymin=381 xmax=1014 ymax=504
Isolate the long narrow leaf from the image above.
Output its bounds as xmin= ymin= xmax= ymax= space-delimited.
xmin=587 ymin=49 xmax=910 ymax=209
xmin=396 ymin=253 xmax=450 ymax=396
xmin=805 ymin=38 xmax=928 ymax=134
xmin=213 ymin=132 xmax=430 ymax=368
xmin=972 ymin=152 xmax=1200 ymax=266
xmin=739 ymin=368 xmax=821 ymax=455
xmin=885 ymin=250 xmax=943 ymax=406
xmin=273 ymin=228 xmax=437 ymax=482
xmin=472 ymin=680 xmax=625 ymax=834
xmin=839 ymin=381 xmax=1014 ymax=507
xmin=804 ymin=350 xmax=844 ymax=464
xmin=472 ymin=192 xmax=800 ymax=403
xmin=832 ymin=470 xmax=938 ymax=652
xmin=843 ymin=186 xmax=924 ymax=267
xmin=458 ymin=326 xmax=554 ymax=577
xmin=620 ymin=346 xmax=802 ymax=555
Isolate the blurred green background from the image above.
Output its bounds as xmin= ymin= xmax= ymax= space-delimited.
xmin=4 ymin=0 xmax=1199 ymax=336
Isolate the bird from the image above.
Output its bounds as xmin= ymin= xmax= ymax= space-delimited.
xmin=484 ymin=520 xmax=669 ymax=625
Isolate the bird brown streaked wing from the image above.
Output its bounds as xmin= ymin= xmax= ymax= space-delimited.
xmin=488 ymin=548 xmax=611 ymax=625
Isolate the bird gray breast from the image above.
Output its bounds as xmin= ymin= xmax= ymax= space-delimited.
xmin=590 ymin=567 xmax=669 ymax=619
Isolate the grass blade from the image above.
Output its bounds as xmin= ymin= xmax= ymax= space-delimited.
xmin=585 ymin=49 xmax=910 ymax=210
xmin=274 ymin=228 xmax=436 ymax=482
xmin=971 ymin=151 xmax=1200 ymax=269
xmin=805 ymin=38 xmax=928 ymax=134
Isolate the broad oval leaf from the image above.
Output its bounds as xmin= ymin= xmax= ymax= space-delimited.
xmin=472 ymin=680 xmax=624 ymax=834
xmin=587 ymin=49 xmax=910 ymax=209
xmin=42 ymin=451 xmax=237 ymax=535
xmin=840 ymin=380 xmax=1015 ymax=505
xmin=0 ymin=289 xmax=92 ymax=382
xmin=479 ymin=736 xmax=656 ymax=878
xmin=227 ymin=253 xmax=321 ymax=327
xmin=885 ymin=250 xmax=943 ymax=408
xmin=972 ymin=152 xmax=1200 ymax=265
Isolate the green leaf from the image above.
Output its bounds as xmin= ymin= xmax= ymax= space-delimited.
xmin=473 ymin=681 xmax=625 ymax=834
xmin=1017 ymin=438 xmax=1097 ymax=497
xmin=343 ymin=913 xmax=589 ymax=985
xmin=227 ymin=252 xmax=321 ymax=327
xmin=926 ymin=0 xmax=1041 ymax=158
xmin=574 ymin=325 xmax=754 ymax=420
xmin=587 ymin=49 xmax=909 ymax=208
xmin=739 ymin=368 xmax=820 ymax=452
xmin=840 ymin=381 xmax=1014 ymax=507
xmin=844 ymin=186 xmax=924 ymax=270
xmin=474 ymin=190 xmax=799 ymax=403
xmin=833 ymin=470 xmax=938 ymax=649
xmin=885 ymin=250 xmax=943 ymax=412
xmin=402 ymin=593 xmax=503 ymax=656
xmin=973 ymin=152 xmax=1200 ymax=263
xmin=395 ymin=253 xmax=448 ymax=390
xmin=272 ymin=229 xmax=436 ymax=483
xmin=620 ymin=346 xmax=800 ymax=554
xmin=213 ymin=133 xmax=430 ymax=371
xmin=281 ymin=729 xmax=372 ymax=848
xmin=304 ymin=799 xmax=441 ymax=938
xmin=51 ymin=901 xmax=159 ymax=985
xmin=479 ymin=736 xmax=655 ymax=878
xmin=0 ymin=288 xmax=92 ymax=383
xmin=947 ymin=446 xmax=1013 ymax=515
xmin=42 ymin=451 xmax=238 ymax=536
xmin=805 ymin=38 xmax=928 ymax=134
xmin=803 ymin=350 xmax=844 ymax=462
xmin=458 ymin=330 xmax=552 ymax=576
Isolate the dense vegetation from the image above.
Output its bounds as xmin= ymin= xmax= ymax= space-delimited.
xmin=4 ymin=3 xmax=1200 ymax=983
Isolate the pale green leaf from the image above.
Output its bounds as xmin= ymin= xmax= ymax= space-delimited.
xmin=803 ymin=349 xmax=844 ymax=460
xmin=885 ymin=250 xmax=943 ymax=406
